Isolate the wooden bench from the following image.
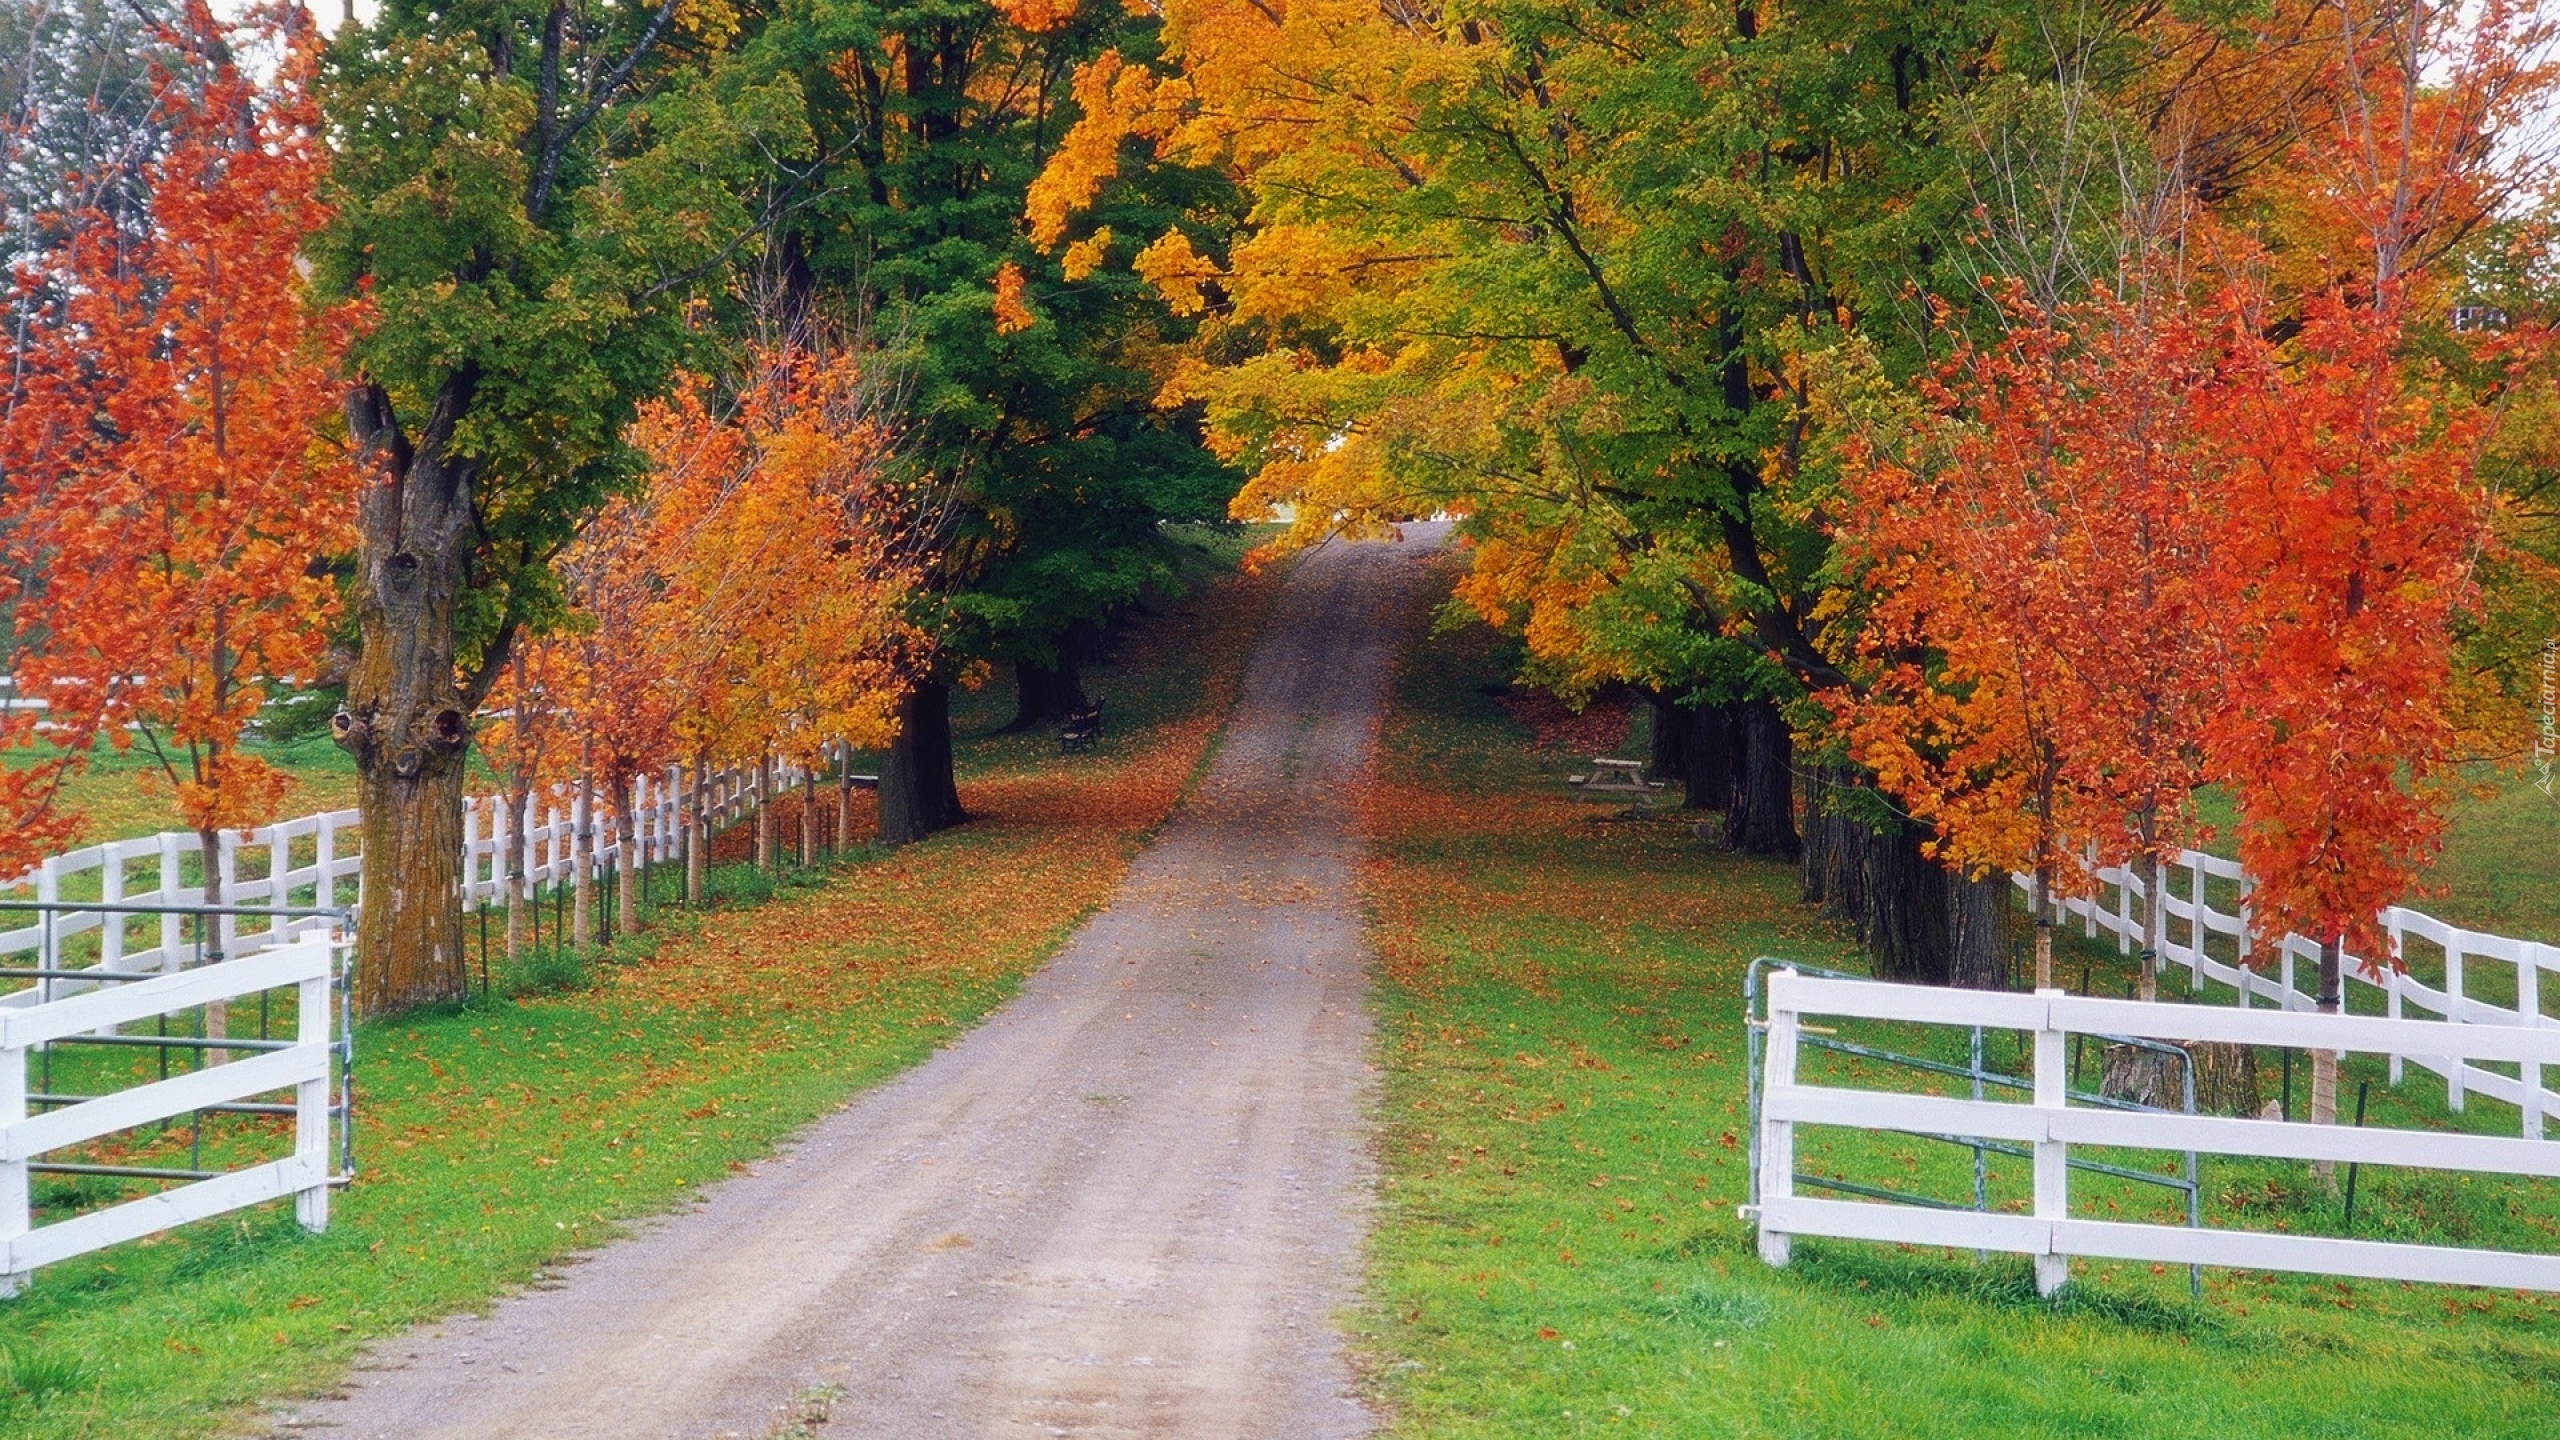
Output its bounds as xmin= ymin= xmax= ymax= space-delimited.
xmin=1059 ymin=701 xmax=1104 ymax=755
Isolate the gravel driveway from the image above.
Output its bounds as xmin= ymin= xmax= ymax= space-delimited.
xmin=278 ymin=526 xmax=1438 ymax=1439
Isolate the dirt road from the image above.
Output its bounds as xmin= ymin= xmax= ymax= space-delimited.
xmin=280 ymin=527 xmax=1438 ymax=1439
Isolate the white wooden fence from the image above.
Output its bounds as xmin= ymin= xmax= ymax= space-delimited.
xmin=0 ymin=930 xmax=346 ymax=1292
xmin=0 ymin=815 xmax=354 ymax=998
xmin=2021 ymin=850 xmax=2560 ymax=1135
xmin=1752 ymin=968 xmax=2560 ymax=1296
xmin=459 ymin=759 xmax=805 ymax=911
xmin=0 ymin=758 xmax=811 ymax=982
xmin=0 ymin=753 xmax=820 ymax=1287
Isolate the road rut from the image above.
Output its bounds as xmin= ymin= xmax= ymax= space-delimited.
xmin=280 ymin=527 xmax=1438 ymax=1439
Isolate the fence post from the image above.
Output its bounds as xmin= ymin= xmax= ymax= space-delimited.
xmin=2386 ymin=915 xmax=2405 ymax=1086
xmin=2082 ymin=843 xmax=2098 ymax=939
xmin=544 ymin=800 xmax=562 ymax=892
xmin=0 ymin=1038 xmax=23 ymax=1295
xmin=315 ymin=812 xmax=337 ymax=916
xmin=666 ymin=764 xmax=681 ymax=874
xmin=2524 ymin=945 xmax=2545 ymax=1142
xmin=158 ymin=834 xmax=183 ymax=972
xmin=522 ymin=794 xmax=540 ymax=907
xmin=2187 ymin=855 xmax=2207 ymax=992
xmin=268 ymin=823 xmax=290 ymax=951
xmin=2448 ymin=938 xmax=2467 ymax=1112
xmin=2237 ymin=875 xmax=2253 ymax=1001
xmin=2118 ymin=867 xmax=2134 ymax=957
xmin=33 ymin=857 xmax=57 ymax=976
xmin=217 ymin=833 xmax=241 ymax=960
xmin=295 ymin=948 xmax=333 ymax=1233
xmin=100 ymin=841 xmax=125 ymax=972
xmin=1756 ymin=981 xmax=1799 ymax=1269
xmin=2033 ymin=992 xmax=2070 ymax=1297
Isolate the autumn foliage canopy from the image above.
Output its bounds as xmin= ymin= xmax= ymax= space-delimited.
xmin=0 ymin=0 xmax=2554 ymax=1013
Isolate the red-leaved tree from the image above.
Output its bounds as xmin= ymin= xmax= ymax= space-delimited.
xmin=0 ymin=2 xmax=356 ymax=997
xmin=1839 ymin=276 xmax=2225 ymax=994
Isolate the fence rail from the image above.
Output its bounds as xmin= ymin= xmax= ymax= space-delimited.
xmin=0 ymin=754 xmax=825 ymax=986
xmin=2020 ymin=849 xmax=2560 ymax=1134
xmin=1751 ymin=968 xmax=2560 ymax=1296
xmin=0 ymin=926 xmax=348 ymax=1292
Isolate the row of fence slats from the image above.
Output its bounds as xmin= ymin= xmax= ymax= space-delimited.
xmin=2013 ymin=853 xmax=2560 ymax=1134
xmin=0 ymin=756 xmax=820 ymax=1015
xmin=0 ymin=935 xmax=341 ymax=1288
xmin=2 ymin=755 xmax=799 ymax=924
xmin=1757 ymin=969 xmax=2560 ymax=1295
xmin=452 ymin=760 xmax=805 ymax=913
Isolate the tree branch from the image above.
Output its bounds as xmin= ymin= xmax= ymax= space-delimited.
xmin=525 ymin=0 xmax=679 ymax=221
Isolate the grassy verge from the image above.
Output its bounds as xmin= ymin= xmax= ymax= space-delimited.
xmin=1353 ymin=559 xmax=2560 ymax=1437
xmin=0 ymin=541 xmax=1284 ymax=1438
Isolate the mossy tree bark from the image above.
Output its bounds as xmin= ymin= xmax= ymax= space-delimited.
xmin=335 ymin=381 xmax=486 ymax=1015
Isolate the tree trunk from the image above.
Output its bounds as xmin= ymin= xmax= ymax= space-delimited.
xmin=2138 ymin=852 xmax=2166 ymax=1003
xmin=336 ymin=378 xmax=480 ymax=1015
xmin=616 ymin=790 xmax=641 ymax=937
xmin=1862 ymin=815 xmax=1953 ymax=984
xmin=1644 ymin=690 xmax=1685 ymax=789
xmin=756 ymin=752 xmax=777 ymax=872
xmin=879 ymin=680 xmax=964 ymax=846
xmin=198 ymin=826 xmax=230 ymax=1063
xmin=1723 ymin=699 xmax=1799 ymax=859
xmin=837 ymin=756 xmax=855 ymax=855
xmin=1006 ymin=655 xmax=1090 ymax=732
xmin=1797 ymin=763 xmax=1865 ymax=919
xmin=2032 ymin=867 xmax=2055 ymax=991
xmin=1683 ymin=699 xmax=1735 ymax=811
xmin=1948 ymin=868 xmax=2009 ymax=989
xmin=685 ymin=755 xmax=707 ymax=906
xmin=2098 ymin=1044 xmax=2177 ymax=1108
xmin=1006 ymin=622 xmax=1097 ymax=731
xmin=2184 ymin=1041 xmax=2262 ymax=1116
xmin=572 ymin=768 xmax=595 ymax=952
xmin=2313 ymin=934 xmax=2343 ymax=1187
xmin=801 ymin=768 xmax=817 ymax=867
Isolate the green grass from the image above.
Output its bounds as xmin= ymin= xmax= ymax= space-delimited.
xmin=0 ymin=539 xmax=1278 ymax=1438
xmin=1356 ymin=609 xmax=2560 ymax=1437
xmin=938 ymin=521 xmax=1276 ymax=777
xmin=2182 ymin=764 xmax=2560 ymax=942
xmin=0 ymin=883 xmax=1014 ymax=1436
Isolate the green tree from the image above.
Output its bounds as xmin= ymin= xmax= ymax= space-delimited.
xmin=754 ymin=0 xmax=1233 ymax=843
xmin=315 ymin=0 xmax=809 ymax=1011
xmin=1036 ymin=0 xmax=2014 ymax=968
xmin=1033 ymin=0 xmax=2383 ymax=982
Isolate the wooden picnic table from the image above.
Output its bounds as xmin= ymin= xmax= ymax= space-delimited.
xmin=1567 ymin=757 xmax=1665 ymax=799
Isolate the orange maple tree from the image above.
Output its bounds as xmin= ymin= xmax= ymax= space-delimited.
xmin=1838 ymin=276 xmax=2227 ymax=995
xmin=593 ymin=333 xmax=927 ymax=904
xmin=2200 ymin=0 xmax=2546 ymax=1069
xmin=553 ymin=493 xmax=682 ymax=936
xmin=478 ymin=639 xmax=580 ymax=957
xmin=0 ymin=2 xmax=355 ymax=903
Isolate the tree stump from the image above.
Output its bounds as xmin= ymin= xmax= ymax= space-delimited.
xmin=2185 ymin=1041 xmax=2261 ymax=1117
xmin=2100 ymin=1040 xmax=2259 ymax=1114
xmin=2098 ymin=1045 xmax=2180 ymax=1109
